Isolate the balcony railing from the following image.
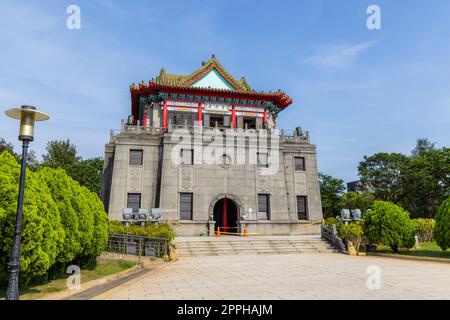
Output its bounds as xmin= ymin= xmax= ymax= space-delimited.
xmin=111 ymin=120 xmax=310 ymax=144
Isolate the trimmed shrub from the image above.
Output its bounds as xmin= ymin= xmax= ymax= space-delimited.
xmin=109 ymin=220 xmax=175 ymax=242
xmin=0 ymin=151 xmax=109 ymax=284
xmin=434 ymin=196 xmax=450 ymax=251
xmin=340 ymin=222 xmax=364 ymax=247
xmin=364 ymin=201 xmax=415 ymax=252
xmin=0 ymin=152 xmax=64 ymax=283
xmin=412 ymin=218 xmax=435 ymax=243
xmin=37 ymin=168 xmax=83 ymax=265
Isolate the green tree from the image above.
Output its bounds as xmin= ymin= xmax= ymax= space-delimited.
xmin=40 ymin=140 xmax=103 ymax=194
xmin=65 ymin=157 xmax=104 ymax=195
xmin=399 ymin=148 xmax=450 ymax=218
xmin=37 ymin=168 xmax=83 ymax=266
xmin=411 ymin=138 xmax=436 ymax=158
xmin=42 ymin=139 xmax=80 ymax=168
xmin=341 ymin=191 xmax=374 ymax=215
xmin=0 ymin=150 xmax=109 ymax=284
xmin=0 ymin=138 xmax=17 ymax=158
xmin=0 ymin=152 xmax=64 ymax=283
xmin=319 ymin=173 xmax=345 ymax=218
xmin=358 ymin=153 xmax=409 ymax=202
xmin=434 ymin=196 xmax=450 ymax=251
xmin=364 ymin=201 xmax=415 ymax=252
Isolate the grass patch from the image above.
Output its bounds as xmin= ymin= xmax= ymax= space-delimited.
xmin=0 ymin=259 xmax=135 ymax=300
xmin=377 ymin=242 xmax=450 ymax=259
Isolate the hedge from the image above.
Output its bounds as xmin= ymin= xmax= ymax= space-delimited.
xmin=109 ymin=220 xmax=175 ymax=242
xmin=0 ymin=152 xmax=109 ymax=284
xmin=434 ymin=196 xmax=450 ymax=251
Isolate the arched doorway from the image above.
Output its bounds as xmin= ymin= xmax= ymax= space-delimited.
xmin=213 ymin=197 xmax=239 ymax=234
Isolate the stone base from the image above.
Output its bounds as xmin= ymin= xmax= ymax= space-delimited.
xmin=171 ymin=220 xmax=321 ymax=236
xmin=240 ymin=220 xmax=321 ymax=236
xmin=171 ymin=221 xmax=212 ymax=237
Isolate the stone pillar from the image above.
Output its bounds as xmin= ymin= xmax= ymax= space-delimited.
xmin=208 ymin=220 xmax=216 ymax=237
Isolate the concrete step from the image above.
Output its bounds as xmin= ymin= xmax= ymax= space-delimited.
xmin=175 ymin=237 xmax=338 ymax=257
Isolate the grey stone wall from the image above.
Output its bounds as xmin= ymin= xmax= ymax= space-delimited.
xmin=105 ymin=128 xmax=323 ymax=235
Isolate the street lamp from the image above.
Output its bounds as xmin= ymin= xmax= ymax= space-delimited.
xmin=4 ymin=105 xmax=49 ymax=300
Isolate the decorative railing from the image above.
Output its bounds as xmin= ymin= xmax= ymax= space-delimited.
xmin=105 ymin=233 xmax=169 ymax=258
xmin=280 ymin=129 xmax=310 ymax=143
xmin=321 ymin=222 xmax=347 ymax=253
xmin=113 ymin=120 xmax=311 ymax=144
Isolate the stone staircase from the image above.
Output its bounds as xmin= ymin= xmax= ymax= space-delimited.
xmin=174 ymin=236 xmax=337 ymax=257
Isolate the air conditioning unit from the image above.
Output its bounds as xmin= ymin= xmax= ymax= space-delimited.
xmin=340 ymin=209 xmax=351 ymax=220
xmin=351 ymin=209 xmax=362 ymax=220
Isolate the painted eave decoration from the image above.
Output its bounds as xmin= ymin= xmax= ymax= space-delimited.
xmin=129 ymin=55 xmax=293 ymax=117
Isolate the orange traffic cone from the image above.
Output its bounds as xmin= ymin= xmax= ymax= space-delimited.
xmin=243 ymin=228 xmax=248 ymax=237
xmin=216 ymin=227 xmax=221 ymax=237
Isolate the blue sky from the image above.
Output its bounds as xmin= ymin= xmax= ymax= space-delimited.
xmin=1 ymin=0 xmax=449 ymax=183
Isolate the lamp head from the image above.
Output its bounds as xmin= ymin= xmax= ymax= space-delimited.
xmin=5 ymin=105 xmax=49 ymax=141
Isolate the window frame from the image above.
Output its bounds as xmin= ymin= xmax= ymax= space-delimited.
xmin=180 ymin=148 xmax=194 ymax=165
xmin=257 ymin=152 xmax=269 ymax=168
xmin=179 ymin=193 xmax=193 ymax=220
xmin=243 ymin=117 xmax=257 ymax=129
xmin=129 ymin=149 xmax=143 ymax=166
xmin=257 ymin=194 xmax=270 ymax=220
xmin=296 ymin=195 xmax=308 ymax=220
xmin=127 ymin=193 xmax=141 ymax=212
xmin=294 ymin=156 xmax=305 ymax=171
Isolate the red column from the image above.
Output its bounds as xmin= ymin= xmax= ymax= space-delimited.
xmin=231 ymin=105 xmax=236 ymax=128
xmin=162 ymin=100 xmax=168 ymax=129
xmin=222 ymin=198 xmax=228 ymax=233
xmin=263 ymin=109 xmax=267 ymax=123
xmin=197 ymin=102 xmax=202 ymax=123
xmin=143 ymin=105 xmax=148 ymax=127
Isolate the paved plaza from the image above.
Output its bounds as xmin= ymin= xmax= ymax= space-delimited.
xmin=92 ymin=254 xmax=450 ymax=300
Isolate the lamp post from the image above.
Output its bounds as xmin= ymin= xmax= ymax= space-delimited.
xmin=4 ymin=105 xmax=49 ymax=300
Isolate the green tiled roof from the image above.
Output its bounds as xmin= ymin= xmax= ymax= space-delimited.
xmin=154 ymin=55 xmax=253 ymax=92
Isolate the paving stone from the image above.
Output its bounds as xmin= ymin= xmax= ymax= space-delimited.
xmin=92 ymin=254 xmax=450 ymax=300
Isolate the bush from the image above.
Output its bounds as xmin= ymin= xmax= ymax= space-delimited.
xmin=0 ymin=153 xmax=64 ymax=283
xmin=323 ymin=217 xmax=341 ymax=228
xmin=434 ymin=196 xmax=450 ymax=251
xmin=109 ymin=220 xmax=175 ymax=242
xmin=0 ymin=152 xmax=109 ymax=284
xmin=340 ymin=222 xmax=365 ymax=251
xmin=412 ymin=218 xmax=435 ymax=243
xmin=364 ymin=201 xmax=415 ymax=252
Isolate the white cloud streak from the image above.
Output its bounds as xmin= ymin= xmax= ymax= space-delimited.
xmin=299 ymin=39 xmax=380 ymax=69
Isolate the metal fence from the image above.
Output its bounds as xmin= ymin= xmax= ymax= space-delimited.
xmin=106 ymin=233 xmax=169 ymax=258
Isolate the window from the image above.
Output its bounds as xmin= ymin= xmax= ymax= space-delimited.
xmin=129 ymin=149 xmax=143 ymax=166
xmin=257 ymin=152 xmax=268 ymax=168
xmin=209 ymin=115 xmax=224 ymax=127
xmin=180 ymin=149 xmax=193 ymax=165
xmin=243 ymin=117 xmax=256 ymax=129
xmin=294 ymin=156 xmax=305 ymax=171
xmin=297 ymin=196 xmax=308 ymax=220
xmin=127 ymin=193 xmax=141 ymax=212
xmin=180 ymin=193 xmax=193 ymax=220
xmin=257 ymin=194 xmax=270 ymax=220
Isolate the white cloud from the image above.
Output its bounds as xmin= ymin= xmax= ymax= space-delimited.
xmin=299 ymin=39 xmax=380 ymax=69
